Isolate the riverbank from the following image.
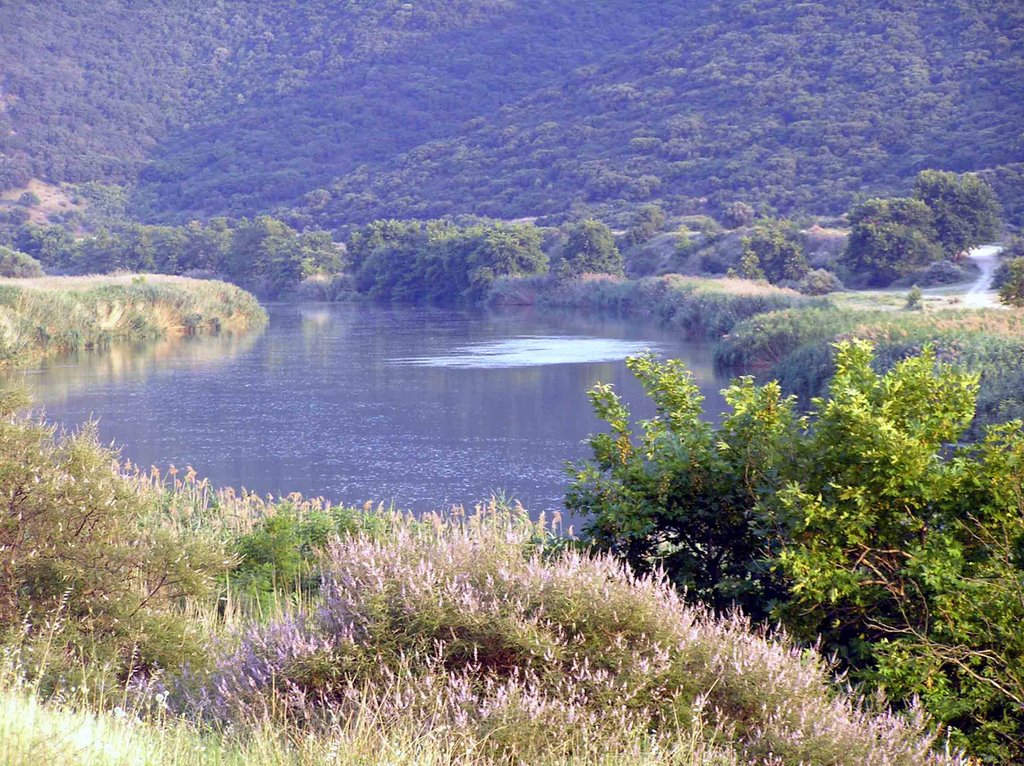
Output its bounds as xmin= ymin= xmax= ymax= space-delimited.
xmin=0 ymin=274 xmax=267 ymax=366
xmin=488 ymin=267 xmax=1023 ymax=433
xmin=488 ymin=273 xmax=816 ymax=340
xmin=0 ymin=396 xmax=960 ymax=766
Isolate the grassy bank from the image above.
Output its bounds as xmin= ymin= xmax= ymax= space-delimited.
xmin=488 ymin=274 xmax=812 ymax=340
xmin=0 ymin=394 xmax=962 ymax=766
xmin=488 ymin=272 xmax=1024 ymax=433
xmin=0 ymin=274 xmax=267 ymax=366
xmin=716 ymin=306 xmax=1024 ymax=430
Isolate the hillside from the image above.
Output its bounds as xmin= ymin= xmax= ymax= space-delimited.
xmin=303 ymin=0 xmax=1024 ymax=225
xmin=1 ymin=0 xmax=1022 ymax=226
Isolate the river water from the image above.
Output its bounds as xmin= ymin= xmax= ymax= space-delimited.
xmin=5 ymin=303 xmax=728 ymax=517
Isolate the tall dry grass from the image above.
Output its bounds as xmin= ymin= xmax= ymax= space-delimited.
xmin=0 ymin=274 xmax=266 ymax=366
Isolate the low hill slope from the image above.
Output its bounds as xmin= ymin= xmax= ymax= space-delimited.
xmin=306 ymin=0 xmax=1024 ymax=224
xmin=1 ymin=1 xmax=1021 ymax=224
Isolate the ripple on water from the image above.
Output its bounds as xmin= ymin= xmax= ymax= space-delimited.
xmin=391 ymin=336 xmax=660 ymax=369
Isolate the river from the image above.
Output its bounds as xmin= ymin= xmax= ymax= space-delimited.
xmin=4 ymin=303 xmax=728 ymax=517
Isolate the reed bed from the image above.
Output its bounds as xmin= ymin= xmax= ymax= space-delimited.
xmin=715 ymin=306 xmax=1024 ymax=431
xmin=0 ymin=274 xmax=266 ymax=366
xmin=487 ymin=274 xmax=810 ymax=340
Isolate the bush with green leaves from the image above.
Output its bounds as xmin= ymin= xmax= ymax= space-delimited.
xmin=736 ymin=218 xmax=808 ymax=284
xmin=0 ymin=387 xmax=226 ymax=680
xmin=228 ymin=504 xmax=390 ymax=608
xmin=569 ymin=342 xmax=1024 ymax=761
xmin=0 ymin=246 xmax=43 ymax=278
xmin=997 ymin=257 xmax=1024 ymax=307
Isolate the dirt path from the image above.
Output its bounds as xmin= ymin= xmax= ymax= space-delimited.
xmin=962 ymin=244 xmax=1004 ymax=308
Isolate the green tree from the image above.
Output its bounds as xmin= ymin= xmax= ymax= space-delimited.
xmin=842 ymin=197 xmax=941 ymax=285
xmin=913 ymin=170 xmax=1002 ymax=257
xmin=567 ymin=353 xmax=798 ymax=617
xmin=997 ymin=257 xmax=1024 ymax=307
xmin=737 ymin=219 xmax=808 ymax=284
xmin=572 ymin=342 xmax=1024 ymax=760
xmin=559 ymin=219 xmax=623 ymax=277
xmin=625 ymin=204 xmax=666 ymax=247
xmin=226 ymin=216 xmax=305 ymax=293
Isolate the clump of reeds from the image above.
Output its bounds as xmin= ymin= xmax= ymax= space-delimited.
xmin=528 ymin=274 xmax=810 ymax=339
xmin=0 ymin=275 xmax=266 ymax=366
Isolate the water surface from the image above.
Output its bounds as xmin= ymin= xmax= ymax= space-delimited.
xmin=6 ymin=304 xmax=728 ymax=516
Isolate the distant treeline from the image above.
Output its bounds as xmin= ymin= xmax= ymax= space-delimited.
xmin=5 ymin=217 xmax=341 ymax=296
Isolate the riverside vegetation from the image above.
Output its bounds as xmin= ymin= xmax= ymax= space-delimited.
xmin=0 ymin=380 xmax=970 ymax=765
xmin=0 ymin=275 xmax=266 ymax=366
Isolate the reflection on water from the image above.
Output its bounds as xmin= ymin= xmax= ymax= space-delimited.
xmin=393 ymin=336 xmax=661 ymax=368
xmin=6 ymin=330 xmax=263 ymax=406
xmin=4 ymin=304 xmax=729 ymax=516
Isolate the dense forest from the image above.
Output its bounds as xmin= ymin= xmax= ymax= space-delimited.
xmin=1 ymin=0 xmax=1022 ymax=226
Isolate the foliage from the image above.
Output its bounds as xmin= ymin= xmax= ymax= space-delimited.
xmin=566 ymin=354 xmax=796 ymax=617
xmin=843 ymin=172 xmax=1003 ymax=285
xmin=171 ymin=507 xmax=955 ymax=766
xmin=842 ymin=197 xmax=941 ymax=286
xmin=228 ymin=504 xmax=389 ymax=609
xmin=905 ymin=285 xmax=923 ymax=310
xmin=558 ymin=219 xmax=623 ymax=277
xmin=0 ymin=388 xmax=227 ymax=677
xmin=571 ymin=342 xmax=1024 ymax=760
xmin=624 ymin=204 xmax=667 ymax=247
xmin=796 ymin=268 xmax=842 ymax=295
xmin=11 ymin=217 xmax=340 ymax=296
xmin=0 ymin=246 xmax=43 ymax=278
xmin=912 ymin=170 xmax=1002 ymax=257
xmin=351 ymin=218 xmax=548 ymax=303
xmin=736 ymin=219 xmax=808 ymax=284
xmin=997 ymin=258 xmax=1024 ymax=307
xmin=773 ymin=344 xmax=1023 ymax=760
xmin=5 ymin=2 xmax=1021 ymax=224
xmin=293 ymin=1 xmax=1024 ymax=226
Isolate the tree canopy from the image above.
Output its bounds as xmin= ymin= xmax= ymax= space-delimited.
xmin=569 ymin=342 xmax=1024 ymax=761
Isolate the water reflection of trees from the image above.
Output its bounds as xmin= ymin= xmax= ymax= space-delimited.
xmin=4 ymin=329 xmax=263 ymax=405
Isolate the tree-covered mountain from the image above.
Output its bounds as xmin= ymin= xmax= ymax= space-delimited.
xmin=1 ymin=0 xmax=1022 ymax=226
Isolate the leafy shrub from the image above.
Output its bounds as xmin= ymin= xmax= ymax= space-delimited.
xmin=228 ymin=504 xmax=388 ymax=607
xmin=0 ymin=388 xmax=226 ymax=679
xmin=796 ymin=268 xmax=842 ymax=295
xmin=997 ymin=257 xmax=1024 ymax=307
xmin=0 ymin=246 xmax=43 ymax=278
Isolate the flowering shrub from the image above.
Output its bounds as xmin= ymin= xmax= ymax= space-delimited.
xmin=176 ymin=508 xmax=960 ymax=765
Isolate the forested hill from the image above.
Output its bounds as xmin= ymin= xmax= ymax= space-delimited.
xmin=1 ymin=0 xmax=1022 ymax=226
